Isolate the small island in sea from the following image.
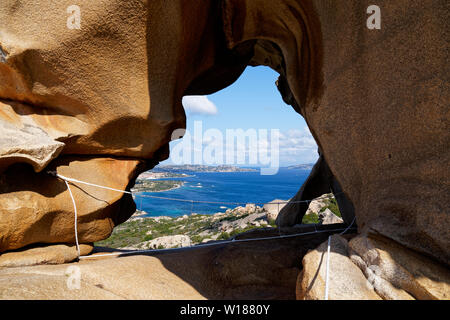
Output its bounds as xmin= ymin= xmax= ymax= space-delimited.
xmin=131 ymin=165 xmax=259 ymax=193
xmin=286 ymin=163 xmax=315 ymax=170
xmin=131 ymin=179 xmax=186 ymax=193
xmin=132 ymin=171 xmax=191 ymax=192
xmin=138 ymin=171 xmax=190 ymax=179
xmin=155 ymin=164 xmax=258 ymax=173
xmin=132 ymin=163 xmax=316 ymax=193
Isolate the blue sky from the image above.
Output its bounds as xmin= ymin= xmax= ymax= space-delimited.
xmin=162 ymin=66 xmax=319 ymax=167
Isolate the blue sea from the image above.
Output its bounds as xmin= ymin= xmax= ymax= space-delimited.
xmin=133 ymin=168 xmax=310 ymax=217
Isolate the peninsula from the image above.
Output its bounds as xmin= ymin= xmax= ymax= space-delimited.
xmin=155 ymin=164 xmax=258 ymax=173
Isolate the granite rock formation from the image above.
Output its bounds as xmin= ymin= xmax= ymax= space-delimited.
xmin=0 ymin=226 xmax=337 ymax=300
xmin=0 ymin=0 xmax=448 ymax=299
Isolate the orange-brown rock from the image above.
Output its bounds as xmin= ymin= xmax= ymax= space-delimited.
xmin=0 ymin=0 xmax=244 ymax=253
xmin=222 ymin=0 xmax=449 ymax=265
xmin=0 ymin=157 xmax=142 ymax=252
xmin=298 ymin=233 xmax=450 ymax=300
xmin=0 ymin=244 xmax=93 ymax=268
xmin=297 ymin=235 xmax=382 ymax=300
xmin=0 ymin=226 xmax=335 ymax=299
xmin=348 ymin=234 xmax=450 ymax=300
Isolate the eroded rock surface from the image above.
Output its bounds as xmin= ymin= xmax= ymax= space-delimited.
xmin=298 ymin=234 xmax=450 ymax=300
xmin=298 ymin=235 xmax=382 ymax=300
xmin=0 ymin=157 xmax=142 ymax=252
xmin=0 ymin=119 xmax=64 ymax=173
xmin=318 ymin=208 xmax=343 ymax=225
xmin=0 ymin=244 xmax=93 ymax=268
xmin=223 ymin=0 xmax=449 ymax=297
xmin=0 ymin=0 xmax=448 ymax=300
xmin=348 ymin=234 xmax=450 ymax=300
xmin=0 ymin=226 xmax=335 ymax=299
xmin=0 ymin=0 xmax=216 ymax=253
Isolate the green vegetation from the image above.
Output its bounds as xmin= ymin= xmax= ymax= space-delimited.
xmin=267 ymin=218 xmax=277 ymax=228
xmin=95 ymin=195 xmax=342 ymax=249
xmin=301 ymin=213 xmax=319 ymax=224
xmin=131 ymin=179 xmax=185 ymax=192
xmin=319 ymin=198 xmax=341 ymax=217
xmin=301 ymin=197 xmax=341 ymax=224
xmin=214 ymin=225 xmax=273 ymax=241
xmin=219 ymin=213 xmax=249 ymax=222
xmin=229 ymin=225 xmax=259 ymax=238
xmin=95 ymin=211 xmax=271 ymax=249
xmin=217 ymin=232 xmax=230 ymax=241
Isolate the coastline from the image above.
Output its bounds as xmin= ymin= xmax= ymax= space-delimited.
xmin=148 ymin=181 xmax=185 ymax=193
xmin=131 ymin=180 xmax=186 ymax=193
xmin=98 ymin=195 xmax=341 ymax=250
xmin=133 ymin=168 xmax=312 ymax=217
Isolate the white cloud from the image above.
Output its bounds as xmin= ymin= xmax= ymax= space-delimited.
xmin=182 ymin=96 xmax=218 ymax=115
xmin=279 ymin=128 xmax=317 ymax=149
xmin=165 ymin=124 xmax=319 ymax=167
xmin=275 ymin=127 xmax=318 ymax=165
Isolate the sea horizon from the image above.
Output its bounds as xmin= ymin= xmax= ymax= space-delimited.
xmin=133 ymin=167 xmax=311 ymax=217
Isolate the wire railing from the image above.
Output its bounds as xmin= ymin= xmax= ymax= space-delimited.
xmin=133 ymin=192 xmax=339 ymax=206
xmin=47 ymin=171 xmax=353 ymax=264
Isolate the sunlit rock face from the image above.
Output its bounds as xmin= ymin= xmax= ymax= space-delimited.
xmin=0 ymin=1 xmax=158 ymax=252
xmin=304 ymin=1 xmax=449 ymax=267
xmin=0 ymin=157 xmax=141 ymax=252
xmin=221 ymin=0 xmax=449 ymax=298
xmin=222 ymin=0 xmax=449 ymax=267
xmin=0 ymin=0 xmax=242 ymax=252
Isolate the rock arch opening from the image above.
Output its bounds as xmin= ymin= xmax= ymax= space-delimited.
xmin=103 ymin=58 xmax=354 ymax=251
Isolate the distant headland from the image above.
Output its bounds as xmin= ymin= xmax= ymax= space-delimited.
xmin=155 ymin=164 xmax=258 ymax=173
xmin=286 ymin=164 xmax=314 ymax=170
